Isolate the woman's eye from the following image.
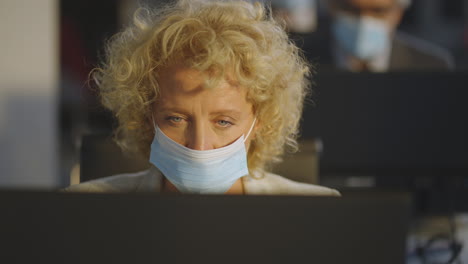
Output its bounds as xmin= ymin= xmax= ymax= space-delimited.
xmin=167 ymin=116 xmax=183 ymax=123
xmin=217 ymin=120 xmax=233 ymax=127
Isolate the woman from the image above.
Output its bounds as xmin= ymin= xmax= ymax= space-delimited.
xmin=65 ymin=0 xmax=339 ymax=196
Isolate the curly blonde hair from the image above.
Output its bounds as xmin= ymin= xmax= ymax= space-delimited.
xmin=94 ymin=0 xmax=311 ymax=175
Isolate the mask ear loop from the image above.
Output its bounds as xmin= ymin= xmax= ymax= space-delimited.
xmin=151 ymin=114 xmax=157 ymax=130
xmin=243 ymin=117 xmax=257 ymax=143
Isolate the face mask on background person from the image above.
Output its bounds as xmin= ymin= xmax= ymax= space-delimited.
xmin=332 ymin=13 xmax=391 ymax=60
xmin=149 ymin=118 xmax=257 ymax=194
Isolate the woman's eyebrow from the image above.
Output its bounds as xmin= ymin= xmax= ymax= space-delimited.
xmin=210 ymin=110 xmax=242 ymax=118
xmin=158 ymin=107 xmax=242 ymax=118
xmin=158 ymin=107 xmax=191 ymax=116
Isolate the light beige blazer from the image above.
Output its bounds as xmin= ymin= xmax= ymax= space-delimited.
xmin=64 ymin=166 xmax=340 ymax=196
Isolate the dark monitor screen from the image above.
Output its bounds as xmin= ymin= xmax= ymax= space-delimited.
xmin=301 ymin=72 xmax=468 ymax=178
xmin=0 ymin=190 xmax=411 ymax=264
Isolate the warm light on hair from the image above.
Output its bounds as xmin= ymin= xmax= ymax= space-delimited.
xmin=93 ymin=0 xmax=311 ymax=175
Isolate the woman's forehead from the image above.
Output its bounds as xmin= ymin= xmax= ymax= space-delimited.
xmin=156 ymin=64 xmax=253 ymax=114
xmin=158 ymin=64 xmax=245 ymax=96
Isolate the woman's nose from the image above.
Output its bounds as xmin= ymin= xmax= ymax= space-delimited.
xmin=185 ymin=124 xmax=215 ymax=151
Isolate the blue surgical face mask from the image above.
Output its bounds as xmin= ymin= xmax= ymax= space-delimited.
xmin=332 ymin=13 xmax=390 ymax=60
xmin=149 ymin=118 xmax=256 ymax=194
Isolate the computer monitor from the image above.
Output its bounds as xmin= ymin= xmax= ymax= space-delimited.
xmin=302 ymin=72 xmax=468 ymax=179
xmin=0 ymin=190 xmax=411 ymax=264
xmin=301 ymin=71 xmax=468 ymax=212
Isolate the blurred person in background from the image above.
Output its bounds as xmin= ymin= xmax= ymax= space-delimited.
xmin=270 ymin=0 xmax=318 ymax=33
xmin=64 ymin=0 xmax=339 ymax=196
xmin=298 ymin=0 xmax=454 ymax=72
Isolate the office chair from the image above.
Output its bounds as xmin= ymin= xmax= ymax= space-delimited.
xmin=79 ymin=134 xmax=150 ymax=183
